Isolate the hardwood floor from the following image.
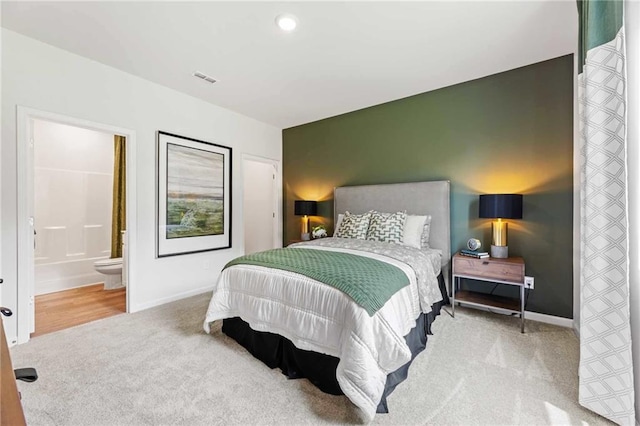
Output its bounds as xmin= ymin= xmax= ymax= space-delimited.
xmin=32 ymin=284 xmax=126 ymax=337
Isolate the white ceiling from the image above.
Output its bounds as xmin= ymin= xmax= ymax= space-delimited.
xmin=1 ymin=1 xmax=577 ymax=129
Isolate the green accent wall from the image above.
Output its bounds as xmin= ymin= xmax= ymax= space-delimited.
xmin=283 ymin=55 xmax=574 ymax=319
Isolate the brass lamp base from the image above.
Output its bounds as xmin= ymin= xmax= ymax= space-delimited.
xmin=300 ymin=215 xmax=310 ymax=241
xmin=491 ymin=219 xmax=507 ymax=246
xmin=491 ymin=220 xmax=509 ymax=258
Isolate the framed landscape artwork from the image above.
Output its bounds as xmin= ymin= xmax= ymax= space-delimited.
xmin=156 ymin=131 xmax=232 ymax=257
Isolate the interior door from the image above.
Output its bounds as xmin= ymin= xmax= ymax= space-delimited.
xmin=27 ymin=118 xmax=35 ymax=335
xmin=243 ymin=159 xmax=277 ymax=255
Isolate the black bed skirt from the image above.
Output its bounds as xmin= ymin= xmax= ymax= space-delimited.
xmin=222 ymin=273 xmax=449 ymax=413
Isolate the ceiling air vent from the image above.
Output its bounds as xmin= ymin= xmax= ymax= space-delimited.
xmin=193 ymin=71 xmax=217 ymax=84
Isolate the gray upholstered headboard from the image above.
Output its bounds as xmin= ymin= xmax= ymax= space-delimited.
xmin=334 ymin=180 xmax=451 ymax=285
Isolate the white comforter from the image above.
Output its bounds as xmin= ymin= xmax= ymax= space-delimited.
xmin=203 ymin=238 xmax=443 ymax=421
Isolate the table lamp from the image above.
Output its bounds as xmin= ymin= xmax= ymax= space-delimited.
xmin=479 ymin=194 xmax=523 ymax=258
xmin=294 ymin=200 xmax=317 ymax=241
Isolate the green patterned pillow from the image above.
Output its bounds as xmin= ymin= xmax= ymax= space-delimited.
xmin=367 ymin=211 xmax=407 ymax=244
xmin=335 ymin=211 xmax=372 ymax=240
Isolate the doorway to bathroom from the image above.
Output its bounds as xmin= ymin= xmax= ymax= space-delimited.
xmin=15 ymin=108 xmax=136 ymax=344
xmin=29 ymin=119 xmax=127 ymax=337
xmin=12 ymin=107 xmax=137 ymax=343
xmin=30 ymin=118 xmax=127 ymax=336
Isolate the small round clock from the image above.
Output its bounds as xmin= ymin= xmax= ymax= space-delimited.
xmin=467 ymin=238 xmax=482 ymax=251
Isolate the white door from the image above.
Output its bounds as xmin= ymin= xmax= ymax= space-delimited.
xmin=243 ymin=159 xmax=277 ymax=255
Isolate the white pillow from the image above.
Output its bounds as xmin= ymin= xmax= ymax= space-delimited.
xmin=403 ymin=215 xmax=427 ymax=249
xmin=333 ymin=214 xmax=345 ymax=237
xmin=420 ymin=215 xmax=432 ymax=249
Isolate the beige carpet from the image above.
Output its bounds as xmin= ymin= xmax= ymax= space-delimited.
xmin=10 ymin=292 xmax=611 ymax=425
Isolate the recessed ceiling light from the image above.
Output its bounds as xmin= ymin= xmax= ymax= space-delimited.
xmin=275 ymin=14 xmax=298 ymax=32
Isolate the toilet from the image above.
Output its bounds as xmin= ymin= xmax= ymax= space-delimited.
xmin=94 ymin=257 xmax=123 ymax=290
xmin=94 ymin=230 xmax=127 ymax=290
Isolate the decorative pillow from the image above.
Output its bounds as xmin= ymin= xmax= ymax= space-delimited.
xmin=334 ymin=211 xmax=372 ymax=240
xmin=420 ymin=215 xmax=432 ymax=249
xmin=333 ymin=213 xmax=345 ymax=237
xmin=366 ymin=211 xmax=407 ymax=244
xmin=403 ymin=215 xmax=428 ymax=249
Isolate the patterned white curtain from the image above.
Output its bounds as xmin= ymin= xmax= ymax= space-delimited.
xmin=578 ymin=1 xmax=636 ymax=424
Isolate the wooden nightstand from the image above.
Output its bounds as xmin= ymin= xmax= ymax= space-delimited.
xmin=451 ymin=253 xmax=527 ymax=333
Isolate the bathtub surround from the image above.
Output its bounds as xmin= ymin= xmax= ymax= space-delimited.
xmin=111 ymin=135 xmax=126 ymax=259
xmin=32 ymin=119 xmax=114 ymax=295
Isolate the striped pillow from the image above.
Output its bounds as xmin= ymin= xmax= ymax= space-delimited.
xmin=366 ymin=211 xmax=407 ymax=244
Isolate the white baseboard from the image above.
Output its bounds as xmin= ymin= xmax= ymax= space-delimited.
xmin=129 ymin=285 xmax=215 ymax=313
xmin=524 ymin=310 xmax=574 ymax=328
xmin=455 ymin=303 xmax=574 ymax=328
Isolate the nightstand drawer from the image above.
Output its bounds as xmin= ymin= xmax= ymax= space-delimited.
xmin=453 ymin=256 xmax=524 ymax=284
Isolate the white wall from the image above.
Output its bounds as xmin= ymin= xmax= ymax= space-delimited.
xmin=1 ymin=29 xmax=282 ymax=343
xmin=625 ymin=2 xmax=639 ymax=422
xmin=33 ymin=119 xmax=113 ymax=295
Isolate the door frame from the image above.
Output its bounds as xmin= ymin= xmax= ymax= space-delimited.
xmin=241 ymin=154 xmax=282 ymax=251
xmin=16 ymin=106 xmax=137 ymax=344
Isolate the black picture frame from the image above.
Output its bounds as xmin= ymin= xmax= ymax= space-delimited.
xmin=156 ymin=131 xmax=232 ymax=257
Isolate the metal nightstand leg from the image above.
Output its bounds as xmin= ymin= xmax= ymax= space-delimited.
xmin=451 ymin=276 xmax=456 ymax=318
xmin=520 ymin=284 xmax=525 ymax=333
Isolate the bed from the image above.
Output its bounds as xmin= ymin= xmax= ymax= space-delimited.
xmin=203 ymin=180 xmax=451 ymax=421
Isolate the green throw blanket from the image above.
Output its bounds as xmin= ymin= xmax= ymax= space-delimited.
xmin=224 ymin=248 xmax=409 ymax=316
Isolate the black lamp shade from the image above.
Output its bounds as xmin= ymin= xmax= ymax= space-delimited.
xmin=479 ymin=194 xmax=523 ymax=219
xmin=294 ymin=200 xmax=317 ymax=216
